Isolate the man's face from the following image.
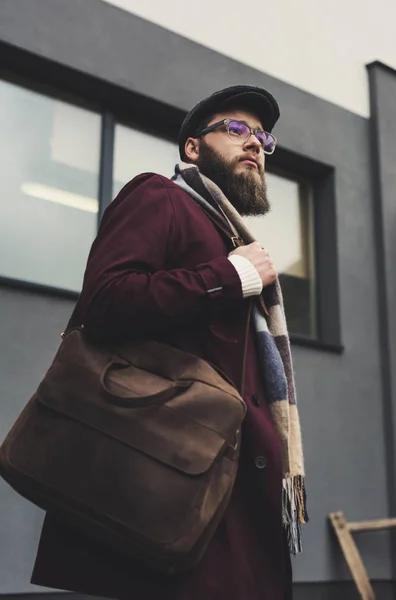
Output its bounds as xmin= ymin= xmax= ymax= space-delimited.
xmin=186 ymin=109 xmax=270 ymax=216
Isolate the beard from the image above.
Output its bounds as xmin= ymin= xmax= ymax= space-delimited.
xmin=195 ymin=140 xmax=270 ymax=216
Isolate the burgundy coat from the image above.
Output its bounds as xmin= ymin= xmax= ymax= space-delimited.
xmin=31 ymin=173 xmax=292 ymax=600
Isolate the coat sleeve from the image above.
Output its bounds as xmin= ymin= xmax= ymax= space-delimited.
xmin=77 ymin=173 xmax=242 ymax=339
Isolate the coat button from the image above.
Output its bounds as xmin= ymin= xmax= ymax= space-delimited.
xmin=252 ymin=393 xmax=260 ymax=406
xmin=254 ymin=456 xmax=267 ymax=470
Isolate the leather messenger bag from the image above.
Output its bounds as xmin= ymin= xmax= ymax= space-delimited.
xmin=0 ymin=217 xmax=250 ymax=575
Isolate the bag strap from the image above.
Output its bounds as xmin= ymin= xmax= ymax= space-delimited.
xmin=198 ymin=203 xmax=244 ymax=250
xmin=239 ymin=299 xmax=252 ymax=395
xmin=197 ymin=203 xmax=252 ymax=395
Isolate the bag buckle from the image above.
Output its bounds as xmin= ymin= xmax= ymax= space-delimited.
xmin=231 ymin=429 xmax=240 ymax=451
xmin=231 ymin=236 xmax=243 ymax=248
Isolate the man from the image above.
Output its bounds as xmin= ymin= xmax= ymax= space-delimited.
xmin=31 ymin=85 xmax=306 ymax=600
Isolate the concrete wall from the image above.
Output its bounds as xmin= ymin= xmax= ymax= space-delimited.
xmin=0 ymin=0 xmax=393 ymax=593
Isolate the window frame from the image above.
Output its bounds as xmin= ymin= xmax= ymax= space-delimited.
xmin=264 ymin=165 xmax=317 ymax=340
xmin=267 ymin=149 xmax=342 ymax=351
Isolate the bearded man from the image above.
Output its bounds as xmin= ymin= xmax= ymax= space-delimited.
xmin=31 ymin=85 xmax=307 ymax=600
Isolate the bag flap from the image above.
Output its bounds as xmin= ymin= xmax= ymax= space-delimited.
xmin=37 ymin=359 xmax=230 ymax=477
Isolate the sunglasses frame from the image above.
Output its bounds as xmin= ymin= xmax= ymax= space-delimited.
xmin=195 ymin=118 xmax=277 ymax=155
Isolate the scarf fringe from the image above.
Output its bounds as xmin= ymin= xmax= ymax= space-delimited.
xmin=282 ymin=475 xmax=308 ymax=555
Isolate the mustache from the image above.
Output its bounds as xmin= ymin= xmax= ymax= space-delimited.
xmin=235 ymin=155 xmax=264 ymax=175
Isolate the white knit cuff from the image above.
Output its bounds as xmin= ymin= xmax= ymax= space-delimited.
xmin=227 ymin=255 xmax=263 ymax=298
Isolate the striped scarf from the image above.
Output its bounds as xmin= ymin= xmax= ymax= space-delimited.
xmin=173 ymin=162 xmax=308 ymax=554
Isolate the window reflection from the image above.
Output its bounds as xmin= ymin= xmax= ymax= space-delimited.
xmin=0 ymin=79 xmax=100 ymax=291
xmin=113 ymin=124 xmax=179 ymax=197
xmin=244 ymin=172 xmax=316 ymax=337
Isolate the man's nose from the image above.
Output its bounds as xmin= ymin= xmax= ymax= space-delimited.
xmin=244 ymin=133 xmax=261 ymax=152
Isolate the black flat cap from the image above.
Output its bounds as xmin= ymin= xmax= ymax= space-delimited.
xmin=178 ymin=84 xmax=280 ymax=159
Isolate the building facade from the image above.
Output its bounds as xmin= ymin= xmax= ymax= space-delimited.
xmin=1 ymin=0 xmax=396 ymax=597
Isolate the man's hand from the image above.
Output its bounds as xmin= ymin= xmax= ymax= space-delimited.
xmin=229 ymin=242 xmax=277 ymax=287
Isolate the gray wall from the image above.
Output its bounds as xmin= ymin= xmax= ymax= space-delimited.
xmin=0 ymin=288 xmax=75 ymax=593
xmin=0 ymin=0 xmax=392 ymax=592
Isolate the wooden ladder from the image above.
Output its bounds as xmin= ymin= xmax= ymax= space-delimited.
xmin=329 ymin=512 xmax=396 ymax=600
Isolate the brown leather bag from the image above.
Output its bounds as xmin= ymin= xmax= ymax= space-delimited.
xmin=0 ymin=327 xmax=248 ymax=574
xmin=0 ymin=210 xmax=251 ymax=574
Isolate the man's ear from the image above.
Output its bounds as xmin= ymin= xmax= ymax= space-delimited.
xmin=184 ymin=137 xmax=200 ymax=162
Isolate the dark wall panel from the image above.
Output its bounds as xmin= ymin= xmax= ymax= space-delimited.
xmin=0 ymin=287 xmax=75 ymax=593
xmin=368 ymin=62 xmax=396 ymax=579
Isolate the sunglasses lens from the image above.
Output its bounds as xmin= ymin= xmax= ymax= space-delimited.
xmin=227 ymin=121 xmax=250 ymax=139
xmin=227 ymin=121 xmax=276 ymax=154
xmin=266 ymin=135 xmax=276 ymax=154
xmin=257 ymin=131 xmax=276 ymax=154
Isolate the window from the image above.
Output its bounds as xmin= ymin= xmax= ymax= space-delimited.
xmin=244 ymin=172 xmax=315 ymax=338
xmin=0 ymin=79 xmax=101 ymax=292
xmin=113 ymin=123 xmax=179 ymax=197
